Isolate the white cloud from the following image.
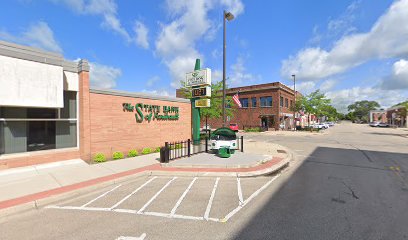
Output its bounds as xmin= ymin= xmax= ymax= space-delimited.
xmin=320 ymin=79 xmax=337 ymax=92
xmin=379 ymin=59 xmax=408 ymax=90
xmin=89 ymin=61 xmax=121 ymax=89
xmin=281 ymin=0 xmax=408 ymax=81
xmin=142 ymin=89 xmax=171 ymax=97
xmin=146 ymin=75 xmax=160 ymax=87
xmin=228 ymin=56 xmax=261 ymax=87
xmin=54 ymin=0 xmax=132 ymax=43
xmin=134 ymin=21 xmax=149 ymax=49
xmin=296 ymin=81 xmax=316 ymax=95
xmin=326 ymin=86 xmax=405 ymax=113
xmin=0 ymin=21 xmax=62 ymax=53
xmin=155 ymin=0 xmax=245 ymax=88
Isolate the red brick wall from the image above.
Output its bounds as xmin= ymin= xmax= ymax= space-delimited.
xmin=89 ymin=93 xmax=191 ymax=159
xmin=0 ymin=149 xmax=79 ymax=170
xmin=200 ymin=86 xmax=296 ymax=130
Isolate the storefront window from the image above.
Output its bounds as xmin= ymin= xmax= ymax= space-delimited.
xmin=0 ymin=91 xmax=78 ymax=155
xmin=260 ymin=97 xmax=272 ymax=107
xmin=251 ymin=97 xmax=257 ymax=107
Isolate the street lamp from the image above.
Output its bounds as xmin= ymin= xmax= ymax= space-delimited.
xmin=222 ymin=10 xmax=234 ymax=127
xmin=292 ymin=74 xmax=296 ymax=130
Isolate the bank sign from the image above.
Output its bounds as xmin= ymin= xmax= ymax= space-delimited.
xmin=122 ymin=103 xmax=179 ymax=123
xmin=185 ymin=68 xmax=211 ymax=87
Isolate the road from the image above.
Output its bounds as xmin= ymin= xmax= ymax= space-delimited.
xmin=1 ymin=122 xmax=408 ymax=240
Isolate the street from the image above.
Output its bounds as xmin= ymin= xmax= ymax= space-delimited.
xmin=1 ymin=122 xmax=408 ymax=240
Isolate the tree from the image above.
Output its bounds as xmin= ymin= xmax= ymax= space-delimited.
xmin=347 ymin=100 xmax=380 ymax=123
xmin=179 ymin=80 xmax=234 ymax=125
xmin=301 ymin=90 xmax=331 ymax=126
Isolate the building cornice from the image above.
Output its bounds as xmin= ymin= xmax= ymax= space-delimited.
xmin=0 ymin=40 xmax=80 ymax=73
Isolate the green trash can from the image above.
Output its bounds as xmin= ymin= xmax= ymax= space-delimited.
xmin=218 ymin=147 xmax=231 ymax=158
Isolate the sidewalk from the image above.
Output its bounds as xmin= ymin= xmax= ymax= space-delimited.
xmin=0 ymin=141 xmax=291 ymax=212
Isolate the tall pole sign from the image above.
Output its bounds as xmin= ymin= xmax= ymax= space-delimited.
xmin=185 ymin=60 xmax=212 ymax=145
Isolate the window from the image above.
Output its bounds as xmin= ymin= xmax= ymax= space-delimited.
xmin=240 ymin=98 xmax=249 ymax=108
xmin=251 ymin=97 xmax=257 ymax=107
xmin=290 ymin=100 xmax=293 ymax=108
xmin=260 ymin=96 xmax=272 ymax=107
xmin=285 ymin=98 xmax=289 ymax=108
xmin=0 ymin=91 xmax=78 ymax=155
xmin=280 ymin=96 xmax=284 ymax=107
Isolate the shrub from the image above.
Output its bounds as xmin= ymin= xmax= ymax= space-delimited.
xmin=112 ymin=151 xmax=124 ymax=160
xmin=128 ymin=149 xmax=139 ymax=157
xmin=141 ymin=147 xmax=153 ymax=155
xmin=154 ymin=147 xmax=161 ymax=153
xmin=245 ymin=127 xmax=261 ymax=132
xmin=93 ymin=153 xmax=106 ymax=163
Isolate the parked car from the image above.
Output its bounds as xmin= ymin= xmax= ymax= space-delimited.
xmin=378 ymin=122 xmax=390 ymax=127
xmin=327 ymin=122 xmax=335 ymax=127
xmin=312 ymin=123 xmax=326 ymax=129
xmin=229 ymin=123 xmax=239 ymax=132
xmin=369 ymin=121 xmax=380 ymax=127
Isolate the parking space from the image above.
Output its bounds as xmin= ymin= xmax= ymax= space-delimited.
xmin=46 ymin=175 xmax=280 ymax=223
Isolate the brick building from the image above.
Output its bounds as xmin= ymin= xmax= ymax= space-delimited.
xmin=178 ymin=82 xmax=300 ymax=131
xmin=0 ymin=40 xmax=191 ymax=169
xmin=387 ymin=105 xmax=407 ymax=127
xmin=369 ymin=110 xmax=387 ymax=123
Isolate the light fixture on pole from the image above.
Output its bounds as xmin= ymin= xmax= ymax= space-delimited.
xmin=292 ymin=74 xmax=296 ymax=131
xmin=222 ymin=10 xmax=234 ymax=127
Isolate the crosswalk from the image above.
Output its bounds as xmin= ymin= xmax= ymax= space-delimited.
xmin=46 ymin=175 xmax=280 ymax=223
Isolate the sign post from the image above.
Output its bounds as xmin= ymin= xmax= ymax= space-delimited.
xmin=186 ymin=60 xmax=212 ymax=145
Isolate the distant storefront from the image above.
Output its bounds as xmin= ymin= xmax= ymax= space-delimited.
xmin=178 ymin=82 xmax=301 ymax=130
xmin=386 ymin=106 xmax=407 ymax=128
xmin=0 ymin=40 xmax=191 ymax=169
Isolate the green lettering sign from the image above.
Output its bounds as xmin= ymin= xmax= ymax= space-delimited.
xmin=124 ymin=102 xmax=179 ymax=123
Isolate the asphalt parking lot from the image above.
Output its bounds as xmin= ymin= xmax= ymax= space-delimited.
xmin=46 ymin=175 xmax=279 ymax=223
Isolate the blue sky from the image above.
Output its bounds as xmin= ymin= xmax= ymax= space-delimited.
xmin=1 ymin=0 xmax=408 ymax=112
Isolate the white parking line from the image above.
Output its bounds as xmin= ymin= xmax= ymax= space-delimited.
xmin=170 ymin=177 xmax=197 ymax=216
xmin=137 ymin=177 xmax=177 ymax=214
xmin=222 ymin=174 xmax=280 ymax=222
xmin=110 ymin=177 xmax=157 ymax=210
xmin=236 ymin=177 xmax=243 ymax=206
xmin=204 ymin=177 xmax=219 ymax=220
xmin=81 ymin=184 xmax=122 ymax=208
xmin=47 ymin=175 xmax=281 ymax=223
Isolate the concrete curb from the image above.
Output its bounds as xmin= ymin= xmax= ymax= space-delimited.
xmin=0 ymin=146 xmax=294 ymax=219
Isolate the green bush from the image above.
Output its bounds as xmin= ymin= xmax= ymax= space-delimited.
xmin=245 ymin=127 xmax=261 ymax=132
xmin=154 ymin=147 xmax=161 ymax=153
xmin=127 ymin=149 xmax=138 ymax=157
xmin=112 ymin=151 xmax=124 ymax=160
xmin=141 ymin=147 xmax=153 ymax=155
xmin=93 ymin=153 xmax=106 ymax=163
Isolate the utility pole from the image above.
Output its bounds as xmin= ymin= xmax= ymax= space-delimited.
xmin=222 ymin=10 xmax=234 ymax=127
xmin=292 ymin=74 xmax=296 ymax=131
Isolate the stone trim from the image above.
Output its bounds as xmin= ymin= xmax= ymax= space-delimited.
xmin=0 ymin=40 xmax=79 ymax=73
xmin=90 ymin=88 xmax=191 ymax=103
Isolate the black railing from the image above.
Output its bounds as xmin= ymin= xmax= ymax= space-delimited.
xmin=160 ymin=136 xmax=244 ymax=163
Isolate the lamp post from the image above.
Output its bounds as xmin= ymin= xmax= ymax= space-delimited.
xmin=222 ymin=10 xmax=234 ymax=127
xmin=292 ymin=74 xmax=296 ymax=131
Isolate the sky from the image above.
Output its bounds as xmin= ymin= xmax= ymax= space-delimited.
xmin=1 ymin=0 xmax=408 ymax=113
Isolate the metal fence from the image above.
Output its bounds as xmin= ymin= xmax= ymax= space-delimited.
xmin=160 ymin=136 xmax=244 ymax=163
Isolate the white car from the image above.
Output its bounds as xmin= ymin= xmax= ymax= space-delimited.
xmin=312 ymin=123 xmax=327 ymax=129
xmin=369 ymin=121 xmax=380 ymax=127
